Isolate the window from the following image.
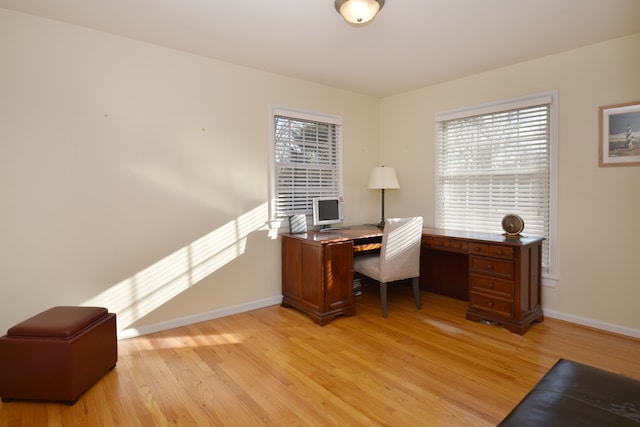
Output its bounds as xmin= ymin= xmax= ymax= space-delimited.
xmin=435 ymin=92 xmax=558 ymax=285
xmin=269 ymin=107 xmax=343 ymax=226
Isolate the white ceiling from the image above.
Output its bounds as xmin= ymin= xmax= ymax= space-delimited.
xmin=1 ymin=0 xmax=639 ymax=97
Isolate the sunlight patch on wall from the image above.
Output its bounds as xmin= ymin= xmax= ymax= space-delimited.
xmin=83 ymin=203 xmax=270 ymax=331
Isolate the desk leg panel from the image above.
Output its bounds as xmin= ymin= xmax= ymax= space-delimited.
xmin=420 ymin=249 xmax=469 ymax=301
xmin=324 ymin=241 xmax=355 ymax=313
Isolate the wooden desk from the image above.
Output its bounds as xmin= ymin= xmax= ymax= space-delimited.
xmin=281 ymin=226 xmax=544 ymax=334
xmin=421 ymin=228 xmax=544 ymax=334
xmin=280 ymin=226 xmax=381 ymax=325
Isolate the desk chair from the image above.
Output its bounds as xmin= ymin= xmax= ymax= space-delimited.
xmin=354 ymin=216 xmax=423 ymax=317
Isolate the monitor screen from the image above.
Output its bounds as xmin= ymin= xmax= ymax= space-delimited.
xmin=312 ymin=197 xmax=343 ymax=229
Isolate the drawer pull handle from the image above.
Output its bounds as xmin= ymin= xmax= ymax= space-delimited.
xmin=488 ymin=282 xmax=494 ymax=288
xmin=473 ymin=247 xmax=481 ymax=251
xmin=486 ymin=264 xmax=493 ymax=270
xmin=497 ymin=250 xmax=503 ymax=255
xmin=488 ymin=301 xmax=494 ymax=307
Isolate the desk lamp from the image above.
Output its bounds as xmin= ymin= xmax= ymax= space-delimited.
xmin=368 ymin=166 xmax=399 ymax=228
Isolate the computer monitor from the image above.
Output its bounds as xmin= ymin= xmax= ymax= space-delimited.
xmin=312 ymin=197 xmax=343 ymax=230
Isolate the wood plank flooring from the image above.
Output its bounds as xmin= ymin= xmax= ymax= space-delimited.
xmin=1 ymin=286 xmax=639 ymax=426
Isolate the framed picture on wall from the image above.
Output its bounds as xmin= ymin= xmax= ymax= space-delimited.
xmin=599 ymin=101 xmax=640 ymax=167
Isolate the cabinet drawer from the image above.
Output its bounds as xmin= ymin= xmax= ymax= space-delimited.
xmin=469 ymin=293 xmax=513 ymax=319
xmin=470 ymin=256 xmax=514 ymax=280
xmin=468 ymin=243 xmax=513 ymax=259
xmin=470 ymin=274 xmax=513 ymax=298
xmin=422 ymin=237 xmax=468 ymax=253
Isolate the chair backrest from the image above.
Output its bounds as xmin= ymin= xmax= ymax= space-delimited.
xmin=379 ymin=217 xmax=424 ymax=283
xmin=288 ymin=214 xmax=307 ymax=234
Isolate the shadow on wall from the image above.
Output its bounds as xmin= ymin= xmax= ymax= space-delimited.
xmin=82 ymin=203 xmax=275 ymax=332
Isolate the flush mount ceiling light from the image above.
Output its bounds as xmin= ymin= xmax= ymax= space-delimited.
xmin=335 ymin=0 xmax=385 ymax=25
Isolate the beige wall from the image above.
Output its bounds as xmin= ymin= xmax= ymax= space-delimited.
xmin=381 ymin=33 xmax=640 ymax=335
xmin=2 ymin=8 xmax=639 ymax=338
xmin=0 ymin=9 xmax=381 ymax=335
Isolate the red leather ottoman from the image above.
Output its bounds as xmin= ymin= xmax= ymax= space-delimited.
xmin=0 ymin=306 xmax=117 ymax=404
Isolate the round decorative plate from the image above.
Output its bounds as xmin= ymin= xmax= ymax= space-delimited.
xmin=502 ymin=214 xmax=524 ymax=236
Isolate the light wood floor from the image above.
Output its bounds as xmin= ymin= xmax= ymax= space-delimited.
xmin=2 ymin=286 xmax=639 ymax=426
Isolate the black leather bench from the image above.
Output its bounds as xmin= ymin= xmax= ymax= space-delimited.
xmin=499 ymin=359 xmax=640 ymax=426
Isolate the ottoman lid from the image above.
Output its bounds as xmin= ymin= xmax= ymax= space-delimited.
xmin=8 ymin=306 xmax=109 ymax=338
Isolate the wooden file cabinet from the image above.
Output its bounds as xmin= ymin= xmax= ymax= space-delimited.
xmin=281 ymin=233 xmax=356 ymax=325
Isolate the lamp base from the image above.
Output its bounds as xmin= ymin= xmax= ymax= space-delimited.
xmin=376 ymin=220 xmax=385 ymax=229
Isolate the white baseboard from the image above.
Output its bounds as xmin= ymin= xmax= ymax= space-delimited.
xmin=543 ymin=308 xmax=640 ymax=339
xmin=117 ymin=296 xmax=640 ymax=341
xmin=117 ymin=296 xmax=283 ymax=340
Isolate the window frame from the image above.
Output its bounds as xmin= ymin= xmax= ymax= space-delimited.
xmin=434 ymin=91 xmax=559 ymax=287
xmin=268 ymin=106 xmax=344 ymax=230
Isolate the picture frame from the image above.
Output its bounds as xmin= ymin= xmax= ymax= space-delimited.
xmin=599 ymin=101 xmax=640 ymax=167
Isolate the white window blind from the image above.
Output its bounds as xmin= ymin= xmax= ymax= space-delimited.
xmin=271 ymin=108 xmax=343 ymax=222
xmin=436 ymin=96 xmax=554 ymax=275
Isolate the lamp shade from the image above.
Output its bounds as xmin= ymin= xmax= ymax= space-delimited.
xmin=368 ymin=166 xmax=400 ymax=189
xmin=335 ymin=0 xmax=384 ymax=24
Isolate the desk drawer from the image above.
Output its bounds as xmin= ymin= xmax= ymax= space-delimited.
xmin=470 ymin=256 xmax=514 ymax=280
xmin=470 ymin=274 xmax=513 ymax=298
xmin=422 ymin=237 xmax=468 ymax=253
xmin=468 ymin=243 xmax=513 ymax=259
xmin=469 ymin=293 xmax=513 ymax=319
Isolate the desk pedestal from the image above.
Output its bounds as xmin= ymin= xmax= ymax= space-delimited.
xmin=281 ymin=234 xmax=355 ymax=325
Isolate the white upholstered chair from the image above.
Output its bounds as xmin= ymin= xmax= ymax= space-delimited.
xmin=354 ymin=216 xmax=424 ymax=317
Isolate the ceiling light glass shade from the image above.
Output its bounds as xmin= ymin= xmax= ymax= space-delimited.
xmin=368 ymin=166 xmax=399 ymax=189
xmin=335 ymin=0 xmax=384 ymax=25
